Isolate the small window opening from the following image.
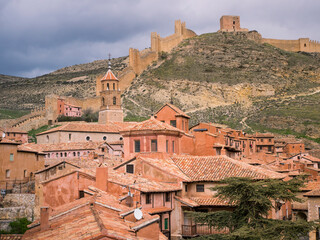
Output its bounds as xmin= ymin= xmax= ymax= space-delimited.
xmin=126 ymin=164 xmax=134 ymax=174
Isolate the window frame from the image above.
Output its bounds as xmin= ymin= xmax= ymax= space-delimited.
xmin=170 ymin=120 xmax=176 ymax=128
xmin=151 ymin=139 xmax=158 ymax=152
xmin=134 ymin=140 xmax=140 ymax=153
xmin=196 ymin=184 xmax=205 ymax=192
xmin=146 ymin=193 xmax=151 ymax=204
xmin=126 ymin=164 xmax=134 ymax=174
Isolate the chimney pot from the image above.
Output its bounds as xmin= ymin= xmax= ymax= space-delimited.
xmin=40 ymin=206 xmax=50 ymax=231
xmin=95 ymin=167 xmax=108 ymax=192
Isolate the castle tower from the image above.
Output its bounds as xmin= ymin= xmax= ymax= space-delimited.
xmin=98 ymin=59 xmax=123 ymax=123
xmin=219 ymin=16 xmax=248 ymax=32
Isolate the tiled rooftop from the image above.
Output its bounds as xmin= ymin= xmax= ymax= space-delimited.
xmin=100 ymin=69 xmax=118 ymax=81
xmin=303 ymin=155 xmax=320 ymax=163
xmin=36 ymin=122 xmax=128 ymax=135
xmin=109 ymin=171 xmax=182 ymax=192
xmin=121 ymin=117 xmax=183 ymax=133
xmin=171 ymin=155 xmax=285 ymax=181
xmin=22 ymin=141 xmax=103 ymax=152
xmin=155 ymin=103 xmax=190 ymax=119
xmin=138 ymin=155 xmax=190 ymax=181
xmin=24 ymin=188 xmax=160 ymax=240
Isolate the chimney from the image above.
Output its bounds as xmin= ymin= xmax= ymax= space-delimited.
xmin=40 ymin=206 xmax=50 ymax=231
xmin=95 ymin=167 xmax=108 ymax=192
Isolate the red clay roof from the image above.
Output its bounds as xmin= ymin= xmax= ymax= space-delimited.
xmin=109 ymin=171 xmax=182 ymax=192
xmin=4 ymin=127 xmax=27 ymax=134
xmin=23 ymin=141 xmax=103 ymax=152
xmin=254 ymin=132 xmax=274 ymax=138
xmin=303 ymin=155 xmax=320 ymax=163
xmin=171 ymin=155 xmax=285 ymax=181
xmin=304 ymin=188 xmax=320 ymax=197
xmin=174 ymin=196 xmax=200 ymax=207
xmin=36 ymin=122 xmax=124 ymax=135
xmin=24 ymin=188 xmax=159 ymax=240
xmin=100 ymin=69 xmax=118 ymax=81
xmin=155 ymin=103 xmax=190 ymax=119
xmin=147 ymin=206 xmax=172 ymax=214
xmin=138 ymin=155 xmax=190 ymax=181
xmin=121 ymin=117 xmax=183 ymax=133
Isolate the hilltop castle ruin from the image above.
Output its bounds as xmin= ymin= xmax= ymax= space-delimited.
xmin=219 ymin=15 xmax=320 ymax=53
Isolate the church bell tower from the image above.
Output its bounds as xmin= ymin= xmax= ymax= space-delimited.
xmin=98 ymin=57 xmax=123 ymax=123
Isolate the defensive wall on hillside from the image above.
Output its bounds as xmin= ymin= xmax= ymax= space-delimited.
xmin=219 ymin=15 xmax=320 ymax=53
xmin=262 ymin=38 xmax=320 ymax=53
xmin=117 ymin=20 xmax=197 ymax=90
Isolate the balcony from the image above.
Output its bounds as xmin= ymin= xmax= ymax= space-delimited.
xmin=182 ymin=224 xmax=228 ymax=237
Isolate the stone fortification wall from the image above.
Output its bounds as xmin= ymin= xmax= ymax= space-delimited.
xmin=129 ymin=48 xmax=158 ymax=75
xmin=120 ymin=20 xmax=196 ymax=85
xmin=219 ymin=15 xmax=320 ymax=53
xmin=262 ymin=38 xmax=320 ymax=53
xmin=0 ymin=107 xmax=47 ymax=132
xmin=117 ymin=66 xmax=136 ymax=91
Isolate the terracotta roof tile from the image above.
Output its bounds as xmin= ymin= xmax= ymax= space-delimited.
xmin=23 ymin=141 xmax=102 ymax=152
xmin=138 ymin=155 xmax=190 ymax=181
xmin=0 ymin=138 xmax=21 ymax=144
xmin=109 ymin=171 xmax=182 ymax=192
xmin=254 ymin=132 xmax=274 ymax=138
xmin=303 ymin=155 xmax=320 ymax=163
xmin=155 ymin=103 xmax=190 ymax=119
xmin=171 ymin=155 xmax=285 ymax=181
xmin=174 ymin=196 xmax=199 ymax=207
xmin=36 ymin=122 xmax=123 ymax=135
xmin=147 ymin=207 xmax=172 ymax=214
xmin=304 ymin=188 xmax=320 ymax=197
xmin=24 ymin=189 xmax=160 ymax=240
xmin=5 ymin=127 xmax=27 ymax=134
xmin=100 ymin=69 xmax=118 ymax=81
xmin=121 ymin=117 xmax=183 ymax=133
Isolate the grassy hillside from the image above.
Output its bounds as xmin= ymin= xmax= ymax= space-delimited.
xmin=123 ymin=31 xmax=320 ymax=143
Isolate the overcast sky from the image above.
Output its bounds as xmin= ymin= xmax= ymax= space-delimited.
xmin=1 ymin=0 xmax=319 ymax=78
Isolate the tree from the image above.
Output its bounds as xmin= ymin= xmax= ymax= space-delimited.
xmin=191 ymin=177 xmax=315 ymax=240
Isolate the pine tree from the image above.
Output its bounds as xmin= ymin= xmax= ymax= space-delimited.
xmin=191 ymin=177 xmax=315 ymax=240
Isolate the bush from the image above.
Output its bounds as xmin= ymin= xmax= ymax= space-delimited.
xmin=0 ymin=218 xmax=31 ymax=234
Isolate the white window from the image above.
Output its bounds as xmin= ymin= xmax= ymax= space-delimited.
xmin=9 ymin=153 xmax=14 ymax=161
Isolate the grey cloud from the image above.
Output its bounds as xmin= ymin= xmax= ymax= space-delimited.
xmin=0 ymin=0 xmax=319 ymax=77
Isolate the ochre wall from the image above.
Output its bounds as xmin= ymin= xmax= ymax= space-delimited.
xmin=0 ymin=143 xmax=44 ymax=185
xmin=41 ymin=172 xmax=95 ymax=209
xmin=262 ymin=38 xmax=320 ymax=53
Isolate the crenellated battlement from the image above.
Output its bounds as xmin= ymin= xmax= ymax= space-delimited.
xmin=118 ymin=20 xmax=197 ymax=90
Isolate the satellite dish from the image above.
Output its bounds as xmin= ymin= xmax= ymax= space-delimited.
xmin=2 ymin=133 xmax=5 ymax=138
xmin=134 ymin=208 xmax=143 ymax=220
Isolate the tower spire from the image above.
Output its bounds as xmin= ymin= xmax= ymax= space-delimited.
xmin=108 ymin=53 xmax=112 ymax=70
